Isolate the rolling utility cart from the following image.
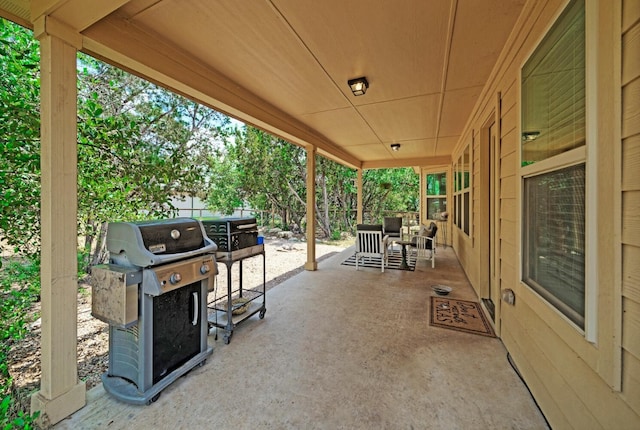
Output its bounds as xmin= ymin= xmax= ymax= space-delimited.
xmin=207 ymin=244 xmax=266 ymax=344
xmin=203 ymin=218 xmax=266 ymax=344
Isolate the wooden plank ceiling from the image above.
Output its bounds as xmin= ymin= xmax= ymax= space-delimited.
xmin=1 ymin=0 xmax=526 ymax=169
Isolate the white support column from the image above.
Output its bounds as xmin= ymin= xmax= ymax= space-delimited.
xmin=304 ymin=146 xmax=317 ymax=271
xmin=30 ymin=19 xmax=86 ymax=427
xmin=356 ymin=168 xmax=363 ymax=224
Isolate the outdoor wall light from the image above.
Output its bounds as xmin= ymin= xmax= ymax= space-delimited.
xmin=390 ymin=143 xmax=401 ymax=151
xmin=348 ymin=77 xmax=369 ymax=96
xmin=522 ymin=131 xmax=540 ymax=142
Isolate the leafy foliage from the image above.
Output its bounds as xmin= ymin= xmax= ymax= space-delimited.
xmin=0 ymin=260 xmax=40 ymax=428
xmin=0 ymin=20 xmax=41 ymax=259
xmin=75 ymin=55 xmax=230 ymax=269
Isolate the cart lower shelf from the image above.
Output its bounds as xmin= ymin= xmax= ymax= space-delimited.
xmin=208 ymin=301 xmax=266 ymax=344
xmin=207 ymin=245 xmax=266 ymax=344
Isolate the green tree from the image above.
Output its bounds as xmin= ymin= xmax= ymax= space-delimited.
xmin=208 ymin=127 xmax=308 ymax=229
xmin=205 ymin=125 xmax=421 ymax=236
xmin=0 ymin=19 xmax=41 ymax=259
xmin=75 ymin=55 xmax=230 ymax=268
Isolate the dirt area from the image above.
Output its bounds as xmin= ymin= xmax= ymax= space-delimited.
xmin=7 ymin=237 xmax=350 ymax=412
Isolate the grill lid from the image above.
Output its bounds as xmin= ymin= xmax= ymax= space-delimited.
xmin=107 ymin=218 xmax=217 ymax=267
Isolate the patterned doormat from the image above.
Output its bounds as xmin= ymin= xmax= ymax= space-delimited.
xmin=341 ymin=250 xmax=415 ymax=271
xmin=429 ymin=297 xmax=495 ymax=337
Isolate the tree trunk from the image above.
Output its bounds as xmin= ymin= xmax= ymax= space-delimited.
xmin=90 ymin=222 xmax=109 ymax=269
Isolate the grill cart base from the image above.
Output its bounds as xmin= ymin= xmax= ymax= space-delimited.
xmin=208 ymin=244 xmax=266 ymax=344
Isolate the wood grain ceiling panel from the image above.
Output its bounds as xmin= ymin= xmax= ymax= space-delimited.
xmin=345 ymin=143 xmax=395 ymax=162
xmin=438 ymin=85 xmax=483 ymax=138
xmin=357 ymin=94 xmax=440 ymax=143
xmin=129 ymin=0 xmax=348 ymax=116
xmin=434 ymin=136 xmax=459 ymax=156
xmin=301 ymin=108 xmax=380 ymax=147
xmin=388 ymin=138 xmax=438 ymax=158
xmin=48 ymin=0 xmax=129 ymax=30
xmin=271 ymin=0 xmax=451 ymax=104
xmin=446 ymin=0 xmax=526 ymax=91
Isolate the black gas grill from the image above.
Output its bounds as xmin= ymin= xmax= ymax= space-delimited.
xmin=202 ymin=217 xmax=258 ymax=252
xmin=92 ymin=218 xmax=217 ymax=405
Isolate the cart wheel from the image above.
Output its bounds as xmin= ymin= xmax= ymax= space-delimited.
xmin=198 ymin=359 xmax=206 ymax=367
xmin=148 ymin=392 xmax=161 ymax=404
xmin=223 ymin=334 xmax=231 ymax=344
xmin=259 ymin=308 xmax=266 ymax=319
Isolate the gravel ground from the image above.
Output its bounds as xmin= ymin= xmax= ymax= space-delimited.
xmin=7 ymin=238 xmax=349 ymax=411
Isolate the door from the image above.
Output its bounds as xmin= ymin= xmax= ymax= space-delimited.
xmin=152 ymin=282 xmax=202 ymax=383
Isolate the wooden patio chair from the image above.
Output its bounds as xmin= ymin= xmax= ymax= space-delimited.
xmin=355 ymin=224 xmax=389 ymax=272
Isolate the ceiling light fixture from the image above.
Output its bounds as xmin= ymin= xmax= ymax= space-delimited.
xmin=348 ymin=77 xmax=369 ymax=96
xmin=522 ymin=131 xmax=540 ymax=142
xmin=390 ymin=143 xmax=401 ymax=152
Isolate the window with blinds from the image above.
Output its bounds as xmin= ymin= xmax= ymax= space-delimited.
xmin=521 ymin=0 xmax=586 ymax=329
xmin=521 ymin=0 xmax=585 ymax=165
xmin=523 ymin=164 xmax=585 ymax=327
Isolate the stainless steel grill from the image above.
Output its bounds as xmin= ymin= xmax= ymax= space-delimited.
xmin=92 ymin=218 xmax=217 ymax=405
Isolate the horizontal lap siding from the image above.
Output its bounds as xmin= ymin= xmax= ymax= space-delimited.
xmin=623 ymin=245 xmax=640 ymax=303
xmin=623 ymin=191 xmax=640 ymax=246
xmin=621 ymin=0 xmax=640 ymax=420
xmin=622 ymin=78 xmax=640 ymax=138
xmin=622 ymin=349 xmax=640 ymax=413
xmin=452 ymin=0 xmax=640 ymax=427
xmin=506 ymin=288 xmax=640 ymax=428
xmin=622 ymin=135 xmax=640 ymax=189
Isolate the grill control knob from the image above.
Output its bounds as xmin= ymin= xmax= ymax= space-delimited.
xmin=169 ymin=272 xmax=182 ymax=285
xmin=200 ymin=264 xmax=210 ymax=275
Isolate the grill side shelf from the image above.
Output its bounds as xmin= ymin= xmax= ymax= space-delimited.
xmin=91 ymin=265 xmax=142 ymax=328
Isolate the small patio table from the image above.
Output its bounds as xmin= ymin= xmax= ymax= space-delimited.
xmin=396 ymin=239 xmax=413 ymax=270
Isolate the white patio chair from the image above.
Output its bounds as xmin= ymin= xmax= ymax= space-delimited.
xmin=410 ymin=222 xmax=437 ymax=268
xmin=355 ymin=224 xmax=389 ymax=272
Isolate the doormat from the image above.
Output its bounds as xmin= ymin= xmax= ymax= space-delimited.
xmin=429 ymin=297 xmax=495 ymax=337
xmin=341 ymin=250 xmax=415 ymax=271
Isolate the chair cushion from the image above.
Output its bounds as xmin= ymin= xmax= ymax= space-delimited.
xmin=383 ymin=217 xmax=402 ymax=234
xmin=428 ymin=222 xmax=438 ymax=238
xmin=357 ymin=224 xmax=383 ymax=231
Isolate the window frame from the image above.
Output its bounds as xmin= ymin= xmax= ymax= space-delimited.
xmin=425 ymin=171 xmax=447 ymax=221
xmin=519 ymin=0 xmax=596 ymax=340
xmin=454 ymin=140 xmax=472 ymax=237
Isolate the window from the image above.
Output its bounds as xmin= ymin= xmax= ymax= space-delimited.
xmin=453 ymin=143 xmax=471 ymax=236
xmin=521 ymin=0 xmax=586 ymax=329
xmin=426 ymin=172 xmax=447 ymax=220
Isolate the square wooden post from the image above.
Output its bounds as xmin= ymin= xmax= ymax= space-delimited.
xmin=304 ymin=146 xmax=317 ymax=270
xmin=30 ymin=19 xmax=86 ymax=426
xmin=357 ymin=168 xmax=363 ymax=224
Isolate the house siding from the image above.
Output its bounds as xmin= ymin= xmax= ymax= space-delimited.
xmin=621 ymin=0 xmax=640 ymax=418
xmin=447 ymin=0 xmax=640 ymax=428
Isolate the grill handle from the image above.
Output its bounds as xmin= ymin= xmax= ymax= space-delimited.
xmin=192 ymin=292 xmax=199 ymax=325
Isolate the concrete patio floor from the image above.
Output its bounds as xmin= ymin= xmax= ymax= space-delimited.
xmin=55 ymin=246 xmax=549 ymax=429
